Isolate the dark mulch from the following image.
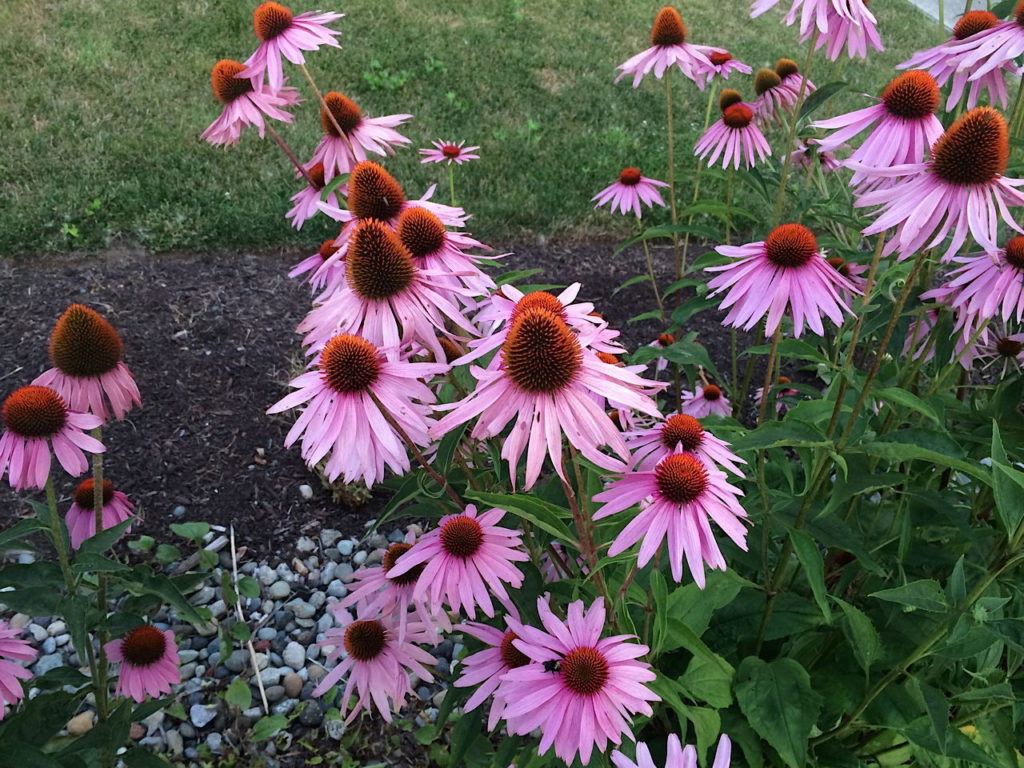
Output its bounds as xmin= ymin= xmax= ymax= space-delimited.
xmin=0 ymin=240 xmax=740 ymax=555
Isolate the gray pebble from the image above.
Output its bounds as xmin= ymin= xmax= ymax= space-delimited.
xmin=298 ymin=700 xmax=323 ymax=727
xmin=258 ymin=565 xmax=278 ymax=587
xmin=326 ymin=580 xmax=347 ymax=599
xmin=320 ymin=529 xmax=342 ymax=548
xmin=268 ymin=581 xmax=291 ymax=600
xmin=336 ymin=540 xmax=355 ymax=557
xmin=264 ymin=685 xmax=286 ymax=704
xmin=189 ymin=704 xmax=217 ymax=729
xmin=283 ymin=642 xmax=306 ymax=671
xmin=296 ymin=536 xmax=316 ymax=553
xmin=298 ymin=484 xmax=314 ymax=501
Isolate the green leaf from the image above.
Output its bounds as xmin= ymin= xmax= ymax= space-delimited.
xmin=448 ymin=709 xmax=484 ymax=767
xmin=155 ymin=544 xmax=182 ymax=564
xmin=799 ymin=81 xmax=847 ymax=119
xmin=990 ymin=421 xmax=1024 ymax=540
xmin=832 ymin=597 xmax=880 ymax=674
xmin=788 ymin=529 xmax=831 ymax=622
xmin=71 ymin=553 xmax=132 ymax=575
xmin=875 ymin=387 xmax=941 ymax=426
xmin=731 ymin=421 xmax=831 ymax=452
xmin=118 ymin=567 xmax=206 ymax=624
xmin=679 ymin=653 xmax=734 ymax=708
xmin=123 ymin=748 xmax=174 ymax=767
xmin=250 ymin=714 xmax=288 ymax=741
xmin=31 ymin=666 xmax=90 ymax=691
xmin=0 ymin=518 xmax=47 ymax=551
xmin=170 ymin=522 xmax=210 ymax=541
xmin=909 ymin=679 xmax=949 ymax=752
xmin=650 ymin=570 xmax=669 ymax=655
xmin=857 ymin=436 xmax=991 ymax=486
xmin=224 ymin=677 xmax=252 ymax=710
xmin=465 ymin=491 xmax=577 ymax=546
xmin=78 ymin=518 xmax=135 ymax=556
xmin=870 ymin=579 xmax=949 ymax=613
xmin=127 ymin=535 xmax=156 ymax=552
xmin=734 ymin=657 xmax=823 ymax=768
xmin=238 ymin=575 xmax=261 ymax=599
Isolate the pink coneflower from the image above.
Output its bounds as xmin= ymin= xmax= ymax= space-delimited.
xmin=921 ymin=237 xmax=1024 ymax=324
xmin=0 ymin=386 xmax=104 ymax=491
xmin=0 ymin=621 xmax=36 ymax=720
xmin=856 ymin=108 xmax=1024 ymax=261
xmin=461 ymin=285 xmax=623 ymax=367
xmin=681 ymin=384 xmax=733 ymax=418
xmin=707 ymin=223 xmax=857 ymax=337
xmin=752 ymin=68 xmax=801 ymax=124
xmin=200 ymin=59 xmax=299 ymax=146
xmin=340 ymin=531 xmax=451 ymax=641
xmin=309 ymin=92 xmax=411 ymax=181
xmin=647 ymin=332 xmax=676 ymax=376
xmin=419 ymin=139 xmax=480 ymax=165
xmin=904 ymin=308 xmax=940 ymax=363
xmin=289 ymin=237 xmax=345 ymax=293
xmin=813 ymin=71 xmax=942 ymax=188
xmin=496 ymin=597 xmax=659 ymax=765
xmin=826 ymin=255 xmax=869 ymax=303
xmin=313 ymin=606 xmax=436 ymax=723
xmin=286 ymin=162 xmax=340 ymax=230
xmin=755 ymin=375 xmax=801 ymax=415
xmin=65 ymin=478 xmax=134 ymax=551
xmin=454 ymin=615 xmax=532 ymax=730
xmin=387 ymin=505 xmax=528 ymax=619
xmin=899 ymin=11 xmax=1016 ymax=111
xmin=33 ymin=304 xmax=141 ymax=422
xmin=616 ymin=6 xmax=727 ymax=88
xmin=974 ymin=323 xmax=1024 ymax=375
xmin=104 ymin=626 xmax=180 ymax=703
xmin=591 ymin=353 xmax=665 ymax=433
xmin=613 ymin=734 xmax=733 ymax=768
xmin=268 ymin=333 xmax=444 ymax=487
xmin=903 ymin=308 xmax=983 ymax=368
xmin=776 ymin=57 xmax=816 ymax=98
xmin=297 ymin=219 xmax=475 ymax=360
xmin=695 ymin=90 xmax=771 ymax=170
xmin=240 ymin=2 xmax=342 ymax=91
xmin=698 ymin=50 xmax=753 ymax=87
xmin=627 ymin=413 xmax=746 ymax=476
xmin=396 ymin=207 xmax=496 ymax=307
xmin=807 ymin=1 xmax=882 ymax=60
xmin=593 ymin=167 xmax=670 ymax=218
xmin=595 ymin=453 xmax=748 ymax=585
xmin=789 ymin=138 xmax=842 ymax=172
xmin=432 ymin=308 xmax=661 ymax=489
xmin=943 ymin=2 xmax=1024 ymax=85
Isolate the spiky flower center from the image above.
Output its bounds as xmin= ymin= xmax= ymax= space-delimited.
xmin=710 ymin=51 xmax=733 ymax=66
xmin=661 ymin=414 xmax=704 ymax=451
xmin=827 ymin=256 xmax=850 ymax=277
xmin=2 ymin=386 xmax=67 ymax=438
xmin=510 ymin=292 xmax=567 ymax=323
xmin=618 ymin=167 xmax=643 ymax=186
xmin=73 ymin=478 xmax=114 ymax=508
xmin=1004 ymin=237 xmax=1024 ymax=269
xmin=253 ymin=2 xmax=294 ymax=41
xmin=931 ymin=107 xmax=1008 ymax=186
xmin=723 ymin=103 xmax=753 ymax=129
xmin=382 ymin=542 xmax=423 ymax=586
xmin=306 ymin=162 xmax=326 ymax=190
xmin=775 ymin=58 xmax=799 ymax=79
xmin=319 ymin=334 xmax=381 ymax=393
xmin=651 ymin=6 xmax=687 ymax=45
xmin=499 ymin=632 xmax=531 ymax=669
xmin=321 ymin=92 xmax=364 ymax=137
xmin=1016 ymin=0 xmax=1024 ymax=25
xmin=702 ymin=384 xmax=723 ymax=401
xmin=121 ymin=626 xmax=167 ymax=667
xmin=997 ymin=337 xmax=1024 ymax=356
xmin=441 ymin=144 xmax=462 ymax=158
xmin=397 ymin=207 xmax=446 ymax=258
xmin=210 ymin=60 xmax=252 ymax=103
xmin=50 ymin=304 xmax=124 ymax=377
xmin=503 ymin=309 xmax=582 ymax=393
xmin=719 ymin=89 xmax=743 ymax=111
xmin=439 ymin=515 xmax=484 ymax=558
xmin=347 ymin=162 xmax=406 ymax=221
xmin=658 ymin=333 xmax=675 ymax=347
xmin=344 ymin=620 xmax=387 ymax=661
xmin=560 ymin=647 xmax=610 ymax=696
xmin=953 ymin=10 xmax=998 ymax=39
xmin=346 ymin=220 xmax=416 ymax=301
xmin=881 ymin=71 xmax=939 ymax=120
xmin=655 ymin=453 xmax=709 ymax=504
xmin=765 ymin=223 xmax=819 ymax=268
xmin=318 ymin=238 xmax=339 ymax=260
xmin=597 ymin=352 xmax=621 ymax=365
xmin=754 ymin=68 xmax=782 ymax=96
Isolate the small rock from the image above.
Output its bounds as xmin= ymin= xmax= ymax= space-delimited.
xmin=336 ymin=540 xmax=354 ymax=558
xmin=416 ymin=686 xmax=432 ymax=702
xmin=326 ymin=580 xmax=347 ymax=599
xmin=320 ymin=529 xmax=342 ymax=548
xmin=298 ymin=484 xmax=314 ymax=501
xmin=189 ymin=703 xmax=217 ymax=729
xmin=324 ymin=715 xmax=345 ymax=740
xmin=296 ymin=536 xmax=316 ymax=553
xmin=143 ymin=711 xmax=165 ymax=736
xmin=432 ymin=690 xmax=447 ymax=708
xmin=34 ymin=653 xmax=63 ymax=676
xmin=47 ymin=621 xmax=67 ymax=636
xmin=268 ymin=581 xmax=291 ymax=600
xmin=288 ymin=600 xmax=315 ymax=620
xmin=42 ymin=637 xmax=57 ymax=655
xmin=283 ymin=642 xmax=306 ymax=671
xmin=9 ymin=614 xmax=30 ymax=629
xmin=283 ymin=672 xmax=303 ymax=698
xmin=352 ymin=550 xmax=367 ymax=566
xmin=190 ymin=586 xmax=216 ymax=605
xmin=66 ymin=711 xmax=94 ymax=736
xmin=257 ymin=627 xmax=277 ymax=642
xmin=129 ymin=722 xmax=146 ymax=740
xmin=224 ymin=649 xmax=248 ymax=674
xmin=264 ymin=685 xmax=286 ymax=704
xmin=208 ymin=600 xmax=228 ymax=619
xmin=29 ymin=624 xmax=48 ymax=643
xmin=258 ymin=565 xmax=278 ymax=587
xmin=335 ymin=563 xmax=354 ymax=582
xmin=258 ymin=667 xmax=284 ymax=687
xmin=165 ymin=730 xmax=184 ymax=757
xmin=298 ymin=700 xmax=323 ymax=727
xmin=206 ymin=732 xmax=224 ymax=754
xmin=387 ymin=529 xmax=406 ymax=543
xmin=172 ymin=505 xmax=186 ymax=518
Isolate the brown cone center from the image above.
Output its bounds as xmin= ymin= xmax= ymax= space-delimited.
xmin=73 ymin=478 xmax=114 ymax=508
xmin=253 ymin=2 xmax=294 ymax=41
xmin=382 ymin=542 xmax=424 ymax=586
xmin=320 ymin=334 xmax=381 ymax=393
xmin=346 ymin=220 xmax=416 ymax=301
xmin=661 ymin=414 xmax=704 ymax=451
xmin=211 ymin=60 xmax=252 ymax=103
xmin=953 ymin=10 xmax=998 ymax=39
xmin=655 ymin=453 xmax=710 ymax=504
xmin=503 ymin=309 xmax=582 ymax=393
xmin=618 ymin=167 xmax=643 ymax=186
xmin=344 ymin=620 xmax=387 ymax=661
xmin=50 ymin=304 xmax=124 ymax=377
xmin=397 ymin=207 xmax=446 ymax=258
xmin=439 ymin=515 xmax=484 ymax=558
xmin=765 ymin=223 xmax=819 ymax=268
xmin=881 ymin=71 xmax=939 ymax=120
xmin=2 ymin=386 xmax=68 ymax=438
xmin=347 ymin=162 xmax=406 ymax=221
xmin=1004 ymin=237 xmax=1024 ymax=269
xmin=560 ymin=647 xmax=610 ymax=696
xmin=755 ymin=68 xmax=782 ymax=96
xmin=321 ymin=92 xmax=364 ymax=137
xmin=931 ymin=107 xmax=1008 ymax=186
xmin=723 ymin=103 xmax=754 ymax=129
xmin=121 ymin=625 xmax=167 ymax=667
xmin=651 ymin=6 xmax=687 ymax=45
xmin=499 ymin=631 xmax=531 ymax=669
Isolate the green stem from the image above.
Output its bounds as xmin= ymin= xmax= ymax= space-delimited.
xmin=680 ymin=85 xmax=718 ymax=269
xmin=45 ymin=475 xmax=74 ymax=589
xmin=641 ymin=237 xmax=665 ymax=321
xmin=447 ymin=163 xmax=457 ymax=207
xmin=665 ymin=71 xmax=682 ymax=279
xmin=91 ymin=427 xmax=110 ymax=723
xmin=757 ymin=326 xmax=782 ymax=425
xmin=771 ymin=31 xmax=819 ymax=225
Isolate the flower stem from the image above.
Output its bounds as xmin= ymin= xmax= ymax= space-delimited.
xmin=680 ymin=85 xmax=719 ymax=269
xmin=771 ymin=31 xmax=819 ymax=226
xmin=665 ymin=71 xmax=682 ymax=280
xmin=641 ymin=236 xmax=665 ymax=321
xmin=90 ymin=428 xmax=111 ymax=722
xmin=447 ymin=164 xmax=457 ymax=207
xmin=297 ymin=62 xmax=347 ymax=140
xmin=368 ymin=391 xmax=464 ymax=509
xmin=265 ymin=122 xmax=314 ymax=187
xmin=757 ymin=326 xmax=782 ymax=425
xmin=45 ymin=475 xmax=74 ymax=589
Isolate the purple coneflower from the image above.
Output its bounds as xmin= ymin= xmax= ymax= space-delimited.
xmin=593 ymin=167 xmax=669 ymax=218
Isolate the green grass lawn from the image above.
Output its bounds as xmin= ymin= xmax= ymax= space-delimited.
xmin=0 ymin=0 xmax=940 ymax=255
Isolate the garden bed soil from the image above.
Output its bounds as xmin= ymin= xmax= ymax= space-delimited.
xmin=0 ymin=241 xmax=740 ymax=555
